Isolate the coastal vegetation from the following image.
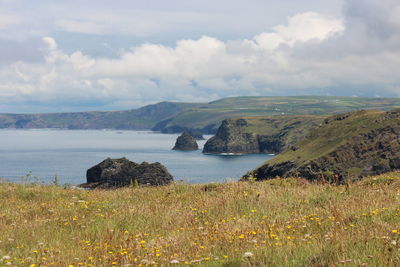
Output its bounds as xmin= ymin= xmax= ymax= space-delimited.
xmin=1 ymin=174 xmax=400 ymax=266
xmin=245 ymin=109 xmax=400 ymax=182
xmin=2 ymin=96 xmax=400 ymax=134
xmin=154 ymin=96 xmax=400 ymax=133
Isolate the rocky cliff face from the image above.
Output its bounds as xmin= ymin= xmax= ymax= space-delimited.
xmin=172 ymin=132 xmax=199 ymax=151
xmin=203 ymin=119 xmax=259 ymax=154
xmin=243 ymin=109 xmax=400 ymax=182
xmin=203 ymin=116 xmax=324 ymax=154
xmin=84 ymin=158 xmax=173 ymax=188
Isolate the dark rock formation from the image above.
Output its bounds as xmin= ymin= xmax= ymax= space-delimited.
xmin=186 ymin=129 xmax=205 ymax=140
xmin=243 ymin=109 xmax=400 ymax=183
xmin=203 ymin=116 xmax=324 ymax=154
xmin=84 ymin=158 xmax=173 ymax=188
xmin=203 ymin=119 xmax=259 ymax=154
xmin=172 ymin=132 xmax=199 ymax=151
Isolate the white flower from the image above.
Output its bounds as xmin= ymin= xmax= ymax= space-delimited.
xmin=170 ymin=260 xmax=180 ymax=264
xmin=243 ymin=252 xmax=253 ymax=258
xmin=2 ymin=256 xmax=11 ymax=260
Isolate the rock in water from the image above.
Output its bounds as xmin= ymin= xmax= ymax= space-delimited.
xmin=172 ymin=132 xmax=199 ymax=151
xmin=85 ymin=158 xmax=173 ymax=188
xmin=243 ymin=109 xmax=400 ymax=183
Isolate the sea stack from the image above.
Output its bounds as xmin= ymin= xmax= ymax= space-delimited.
xmin=173 ymin=132 xmax=199 ymax=151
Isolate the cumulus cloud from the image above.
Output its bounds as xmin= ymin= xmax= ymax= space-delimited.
xmin=0 ymin=0 xmax=399 ymax=112
xmin=254 ymin=12 xmax=344 ymax=50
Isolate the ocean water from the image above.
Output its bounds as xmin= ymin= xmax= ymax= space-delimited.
xmin=0 ymin=130 xmax=273 ymax=185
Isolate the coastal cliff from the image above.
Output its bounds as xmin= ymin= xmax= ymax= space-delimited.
xmin=243 ymin=109 xmax=400 ymax=182
xmin=203 ymin=116 xmax=325 ymax=154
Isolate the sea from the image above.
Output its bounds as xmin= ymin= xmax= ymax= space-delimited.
xmin=0 ymin=130 xmax=274 ymax=185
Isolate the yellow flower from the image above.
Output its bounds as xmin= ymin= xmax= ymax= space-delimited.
xmin=392 ymin=230 xmax=398 ymax=233
xmin=238 ymin=234 xmax=245 ymax=239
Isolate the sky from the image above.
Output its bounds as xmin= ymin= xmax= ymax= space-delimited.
xmin=0 ymin=0 xmax=400 ymax=113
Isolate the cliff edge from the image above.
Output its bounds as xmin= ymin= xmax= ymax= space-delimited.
xmin=243 ymin=109 xmax=400 ymax=182
xmin=203 ymin=116 xmax=325 ymax=154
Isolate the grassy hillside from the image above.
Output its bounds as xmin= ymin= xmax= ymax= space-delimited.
xmin=0 ymin=102 xmax=201 ymax=130
xmin=246 ymin=109 xmax=400 ymax=182
xmin=154 ymin=96 xmax=400 ymax=133
xmin=267 ymin=110 xmax=383 ymax=165
xmin=1 ymin=96 xmax=400 ymax=132
xmin=1 ymin=175 xmax=400 ymax=266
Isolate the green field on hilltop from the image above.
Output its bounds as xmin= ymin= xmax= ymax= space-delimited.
xmin=2 ymin=96 xmax=400 ymax=133
xmin=154 ymin=96 xmax=400 ymax=133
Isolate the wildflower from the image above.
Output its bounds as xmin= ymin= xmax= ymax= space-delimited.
xmin=238 ymin=234 xmax=245 ymax=239
xmin=250 ymin=210 xmax=257 ymax=213
xmin=392 ymin=230 xmax=398 ymax=233
xmin=170 ymin=260 xmax=180 ymax=264
xmin=2 ymin=256 xmax=11 ymax=261
xmin=242 ymin=252 xmax=253 ymax=258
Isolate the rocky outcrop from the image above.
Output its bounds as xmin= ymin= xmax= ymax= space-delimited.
xmin=186 ymin=129 xmax=204 ymax=140
xmin=203 ymin=116 xmax=324 ymax=154
xmin=172 ymin=132 xmax=199 ymax=151
xmin=83 ymin=158 xmax=173 ymax=188
xmin=203 ymin=119 xmax=259 ymax=154
xmin=243 ymin=109 xmax=400 ymax=183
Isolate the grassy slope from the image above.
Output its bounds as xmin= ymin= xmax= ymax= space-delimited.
xmin=1 ymin=96 xmax=400 ymax=131
xmin=159 ymin=96 xmax=400 ymax=132
xmin=236 ymin=115 xmax=325 ymax=147
xmin=267 ymin=110 xmax=384 ymax=165
xmin=0 ymin=102 xmax=202 ymax=129
xmin=1 ymin=174 xmax=400 ymax=266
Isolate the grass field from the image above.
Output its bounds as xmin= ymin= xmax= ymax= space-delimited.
xmin=158 ymin=96 xmax=400 ymax=132
xmin=1 ymin=173 xmax=400 ymax=266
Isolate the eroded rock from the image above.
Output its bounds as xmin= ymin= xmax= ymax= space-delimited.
xmin=172 ymin=132 xmax=199 ymax=151
xmin=83 ymin=158 xmax=173 ymax=188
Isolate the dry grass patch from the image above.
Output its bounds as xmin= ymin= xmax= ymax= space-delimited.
xmin=0 ymin=173 xmax=400 ymax=266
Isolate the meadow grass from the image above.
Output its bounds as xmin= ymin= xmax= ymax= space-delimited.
xmin=0 ymin=173 xmax=400 ymax=266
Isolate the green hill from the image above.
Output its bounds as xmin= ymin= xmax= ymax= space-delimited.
xmin=0 ymin=102 xmax=201 ymax=129
xmin=153 ymin=96 xmax=400 ymax=133
xmin=244 ymin=109 xmax=400 ymax=182
xmin=2 ymin=96 xmax=400 ymax=131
